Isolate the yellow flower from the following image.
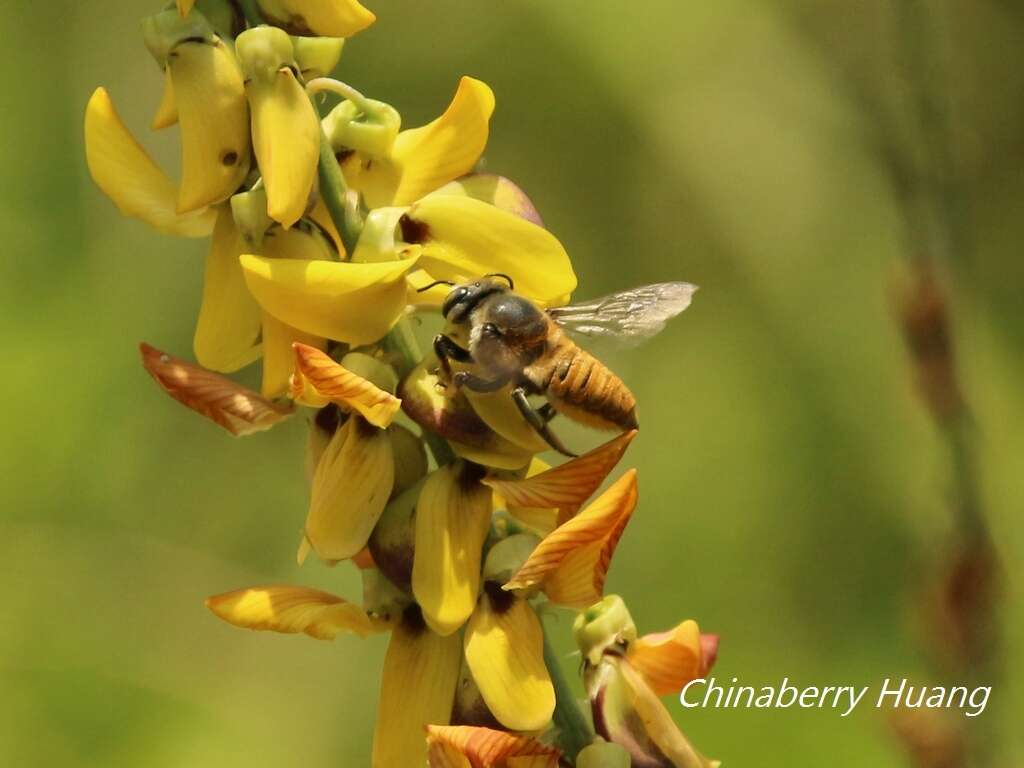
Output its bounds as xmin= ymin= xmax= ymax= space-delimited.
xmin=236 ymin=27 xmax=321 ymax=228
xmin=256 ymin=0 xmax=376 ymax=38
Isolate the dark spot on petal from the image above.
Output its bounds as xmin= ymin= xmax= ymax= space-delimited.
xmin=314 ymin=403 xmax=342 ymax=435
xmin=458 ymin=460 xmax=487 ymax=490
xmin=484 ymin=580 xmax=516 ymax=615
xmin=221 ymin=150 xmax=239 ymax=167
xmin=399 ymin=213 xmax=431 ymax=244
xmin=335 ymin=149 xmax=355 ymax=163
xmin=401 ymin=602 xmax=427 ymax=634
xmin=355 ymin=415 xmax=382 ymax=439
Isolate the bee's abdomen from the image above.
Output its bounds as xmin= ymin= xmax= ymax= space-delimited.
xmin=544 ymin=345 xmax=638 ymax=431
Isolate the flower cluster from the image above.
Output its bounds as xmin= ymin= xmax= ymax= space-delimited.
xmin=86 ymin=1 xmax=719 ymax=766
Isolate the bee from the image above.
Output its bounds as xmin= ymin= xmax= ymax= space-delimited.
xmin=422 ymin=274 xmax=697 ymax=456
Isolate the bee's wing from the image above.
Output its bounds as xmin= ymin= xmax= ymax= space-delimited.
xmin=548 ymin=282 xmax=697 ymax=347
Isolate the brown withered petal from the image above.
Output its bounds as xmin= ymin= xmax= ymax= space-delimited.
xmin=485 ymin=431 xmax=637 ymax=524
xmin=426 ymin=725 xmax=561 ymax=768
xmin=290 ymin=342 xmax=401 ymax=428
xmin=504 ymin=470 xmax=638 ymax=608
xmin=140 ymin=342 xmax=291 ymax=435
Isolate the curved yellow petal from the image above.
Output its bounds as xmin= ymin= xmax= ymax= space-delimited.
xmin=261 ymin=311 xmax=324 ymax=398
xmin=248 ymin=67 xmax=320 ymax=228
xmin=464 ymin=588 xmax=554 ymax=732
xmin=290 ymin=342 xmax=401 ymax=427
xmin=306 ymin=416 xmax=395 ymax=561
xmin=140 ymin=343 xmax=291 ymax=435
xmin=428 ymin=173 xmax=544 ymax=226
xmin=194 ymin=208 xmax=262 ymax=372
xmin=240 ymin=254 xmax=418 ymax=344
xmin=426 ymin=726 xmax=560 ymax=768
xmin=401 ymin=194 xmax=576 ymax=306
xmin=412 ymin=463 xmax=492 ymax=636
xmin=151 ymin=67 xmax=178 ymax=129
xmin=505 ymin=470 xmax=637 ymax=609
xmin=259 ymin=0 xmax=375 ymax=38
xmin=206 ymin=584 xmax=382 ymax=638
xmin=627 ymin=620 xmax=705 ymax=697
xmin=374 ymin=606 xmax=461 ymax=768
xmin=485 ymin=431 xmax=637 ymax=525
xmin=84 ymin=88 xmax=214 ymax=237
xmin=170 ymin=39 xmax=251 ymax=213
xmin=361 ymin=77 xmax=495 ymax=208
xmin=463 ymin=384 xmax=551 ymax=454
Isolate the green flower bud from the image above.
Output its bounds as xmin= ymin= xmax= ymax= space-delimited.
xmin=482 ymin=533 xmax=540 ymax=583
xmin=388 ymin=423 xmax=428 ymax=496
xmin=195 ymin=0 xmax=239 ymax=39
xmin=230 ymin=188 xmax=273 ymax=249
xmin=573 ymin=594 xmax=638 ymax=666
xmin=361 ymin=567 xmax=409 ymax=625
xmin=292 ymin=36 xmax=345 ymax=79
xmin=577 ymin=740 xmax=631 ymax=768
xmin=235 ymin=25 xmax=297 ymax=82
xmin=322 ymin=98 xmax=401 ymax=158
xmin=142 ymin=8 xmax=216 ymax=67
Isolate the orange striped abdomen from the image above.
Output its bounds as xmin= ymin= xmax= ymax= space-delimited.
xmin=540 ymin=341 xmax=638 ymax=431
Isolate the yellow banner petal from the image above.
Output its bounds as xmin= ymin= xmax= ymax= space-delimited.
xmin=140 ymin=343 xmax=291 ymax=435
xmin=247 ymin=67 xmax=320 ymax=228
xmin=412 ymin=463 xmax=493 ymax=635
xmin=193 ymin=207 xmax=263 ymax=373
xmin=627 ymin=619 xmax=706 ymax=697
xmin=239 ymin=254 xmax=418 ymax=344
xmin=362 ymin=77 xmax=495 ymax=208
xmin=169 ymin=39 xmax=251 ymax=213
xmin=464 ymin=587 xmax=554 ymax=732
xmin=205 ymin=584 xmax=382 ymax=638
xmin=151 ymin=67 xmax=178 ymax=129
xmin=306 ymin=416 xmax=395 ymax=561
xmin=84 ymin=88 xmax=214 ymax=237
xmin=261 ymin=311 xmax=325 ymax=398
xmin=290 ymin=342 xmax=401 ymax=427
xmin=374 ymin=606 xmax=461 ymax=768
xmin=485 ymin=431 xmax=637 ymax=524
xmin=426 ymin=725 xmax=560 ymax=768
xmin=504 ymin=470 xmax=637 ymax=609
xmin=260 ymin=0 xmax=376 ymax=38
xmin=401 ymin=194 xmax=576 ymax=306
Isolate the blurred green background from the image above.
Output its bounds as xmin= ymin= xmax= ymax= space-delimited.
xmin=2 ymin=0 xmax=1021 ymax=765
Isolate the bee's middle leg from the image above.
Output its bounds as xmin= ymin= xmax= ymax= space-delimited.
xmin=511 ymin=387 xmax=578 ymax=457
xmin=537 ymin=403 xmax=558 ymax=423
xmin=433 ymin=334 xmax=472 ymax=383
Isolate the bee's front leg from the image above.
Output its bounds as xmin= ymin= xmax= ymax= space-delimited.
xmin=451 ymin=371 xmax=512 ymax=393
xmin=432 ymin=334 xmax=473 ymax=386
xmin=511 ymin=388 xmax=578 ymax=457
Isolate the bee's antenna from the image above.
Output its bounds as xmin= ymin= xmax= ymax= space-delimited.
xmin=485 ymin=272 xmax=515 ymax=289
xmin=417 ymin=279 xmax=456 ymax=293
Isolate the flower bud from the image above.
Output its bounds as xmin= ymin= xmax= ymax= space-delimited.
xmin=368 ymin=478 xmax=422 ymax=594
xmin=230 ymin=187 xmax=273 ymax=249
xmin=292 ymin=36 xmax=345 ymax=80
xmin=577 ymin=740 xmax=631 ymax=768
xmin=361 ymin=567 xmax=409 ymax=626
xmin=142 ymin=8 xmax=215 ymax=67
xmin=389 ymin=423 xmax=428 ymax=496
xmin=573 ymin=595 xmax=637 ymax=667
xmin=323 ymin=97 xmax=401 ymax=158
xmin=481 ymin=533 xmax=539 ymax=584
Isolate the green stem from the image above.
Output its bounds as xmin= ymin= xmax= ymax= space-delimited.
xmin=316 ymin=126 xmax=362 ymax=257
xmin=237 ymin=0 xmax=263 ymax=27
xmin=543 ymin=629 xmax=594 ymax=762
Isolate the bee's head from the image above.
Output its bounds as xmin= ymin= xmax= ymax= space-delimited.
xmin=419 ymin=274 xmax=516 ymax=324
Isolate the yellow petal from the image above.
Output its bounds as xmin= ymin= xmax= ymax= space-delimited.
xmin=401 ymin=194 xmax=576 ymax=306
xmin=140 ymin=342 xmax=291 ymax=435
xmin=426 ymin=726 xmax=560 ymax=768
xmin=398 ymin=359 xmax=534 ymax=470
xmin=412 ymin=463 xmax=493 ymax=635
xmin=306 ymin=416 xmax=395 ymax=561
xmin=240 ymin=254 xmax=419 ymax=344
xmin=309 ymin=198 xmax=345 ymax=257
xmin=627 ymin=620 xmax=705 ymax=697
xmin=247 ymin=67 xmax=320 ymax=228
xmin=176 ymin=0 xmax=196 ymax=15
xmin=361 ymin=77 xmax=495 ymax=208
xmin=151 ymin=67 xmax=178 ymax=129
xmin=464 ymin=587 xmax=555 ymax=731
xmin=205 ymin=584 xmax=382 ymax=638
xmin=260 ymin=0 xmax=376 ymax=38
xmin=194 ymin=207 xmax=263 ymax=372
xmin=428 ymin=173 xmax=544 ymax=226
xmin=290 ymin=342 xmax=401 ymax=427
xmin=485 ymin=431 xmax=637 ymax=525
xmin=374 ymin=606 xmax=461 ymax=768
xmin=261 ymin=311 xmax=325 ymax=398
xmin=170 ymin=39 xmax=251 ymax=213
xmin=505 ymin=470 xmax=637 ymax=608
xmin=84 ymin=87 xmax=214 ymax=237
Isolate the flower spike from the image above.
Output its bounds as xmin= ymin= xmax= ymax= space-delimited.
xmin=504 ymin=470 xmax=638 ymax=608
xmin=426 ymin=726 xmax=561 ymax=768
xmin=290 ymin=342 xmax=401 ymax=427
xmin=206 ymin=584 xmax=385 ymax=638
xmin=139 ymin=343 xmax=292 ymax=436
xmin=485 ymin=431 xmax=637 ymax=524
